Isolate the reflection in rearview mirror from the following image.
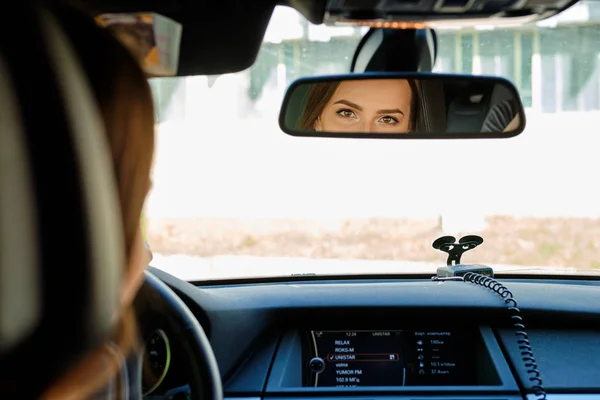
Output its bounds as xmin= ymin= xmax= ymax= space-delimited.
xmin=279 ymin=73 xmax=526 ymax=139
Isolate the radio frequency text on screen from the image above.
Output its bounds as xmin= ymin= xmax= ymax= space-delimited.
xmin=304 ymin=330 xmax=474 ymax=387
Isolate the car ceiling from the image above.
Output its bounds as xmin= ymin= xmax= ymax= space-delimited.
xmin=79 ymin=0 xmax=580 ymax=76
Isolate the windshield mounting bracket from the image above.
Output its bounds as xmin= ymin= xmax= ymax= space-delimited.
xmin=432 ymin=235 xmax=484 ymax=265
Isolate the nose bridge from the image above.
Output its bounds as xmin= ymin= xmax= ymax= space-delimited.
xmin=360 ymin=115 xmax=373 ymax=133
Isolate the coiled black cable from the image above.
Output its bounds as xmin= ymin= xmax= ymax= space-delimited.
xmin=462 ymin=272 xmax=547 ymax=400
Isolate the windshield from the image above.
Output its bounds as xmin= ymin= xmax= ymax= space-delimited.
xmin=146 ymin=1 xmax=600 ymax=281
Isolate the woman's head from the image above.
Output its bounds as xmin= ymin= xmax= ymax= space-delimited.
xmin=68 ymin=11 xmax=154 ymax=303
xmin=42 ymin=6 xmax=155 ymax=400
xmin=298 ymin=79 xmax=420 ymax=133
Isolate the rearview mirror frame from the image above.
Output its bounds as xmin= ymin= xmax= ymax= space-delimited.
xmin=278 ymin=72 xmax=526 ymax=139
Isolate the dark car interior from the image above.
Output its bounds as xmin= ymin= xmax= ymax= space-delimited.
xmin=444 ymin=81 xmax=517 ymax=132
xmin=2 ymin=1 xmax=598 ymax=400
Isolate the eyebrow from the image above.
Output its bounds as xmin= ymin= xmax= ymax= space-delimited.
xmin=334 ymin=99 xmax=362 ymax=110
xmin=333 ymin=100 xmax=404 ymax=116
xmin=377 ymin=108 xmax=404 ymax=115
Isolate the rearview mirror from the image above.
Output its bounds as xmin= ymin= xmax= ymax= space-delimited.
xmin=279 ymin=73 xmax=525 ymax=139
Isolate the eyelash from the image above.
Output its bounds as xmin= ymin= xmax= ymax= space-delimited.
xmin=336 ymin=109 xmax=357 ymax=119
xmin=379 ymin=116 xmax=399 ymax=124
xmin=335 ymin=109 xmax=400 ymax=125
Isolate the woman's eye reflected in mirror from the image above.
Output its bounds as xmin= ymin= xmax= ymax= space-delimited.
xmin=279 ymin=74 xmax=526 ymax=139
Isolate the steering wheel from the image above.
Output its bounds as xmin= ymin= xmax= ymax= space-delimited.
xmin=141 ymin=271 xmax=223 ymax=400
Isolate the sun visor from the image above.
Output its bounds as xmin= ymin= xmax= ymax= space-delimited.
xmin=95 ymin=12 xmax=182 ymax=77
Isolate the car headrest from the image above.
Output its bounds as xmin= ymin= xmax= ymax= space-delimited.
xmin=446 ymin=82 xmax=517 ymax=133
xmin=0 ymin=2 xmax=124 ymax=397
xmin=446 ymin=90 xmax=489 ymax=133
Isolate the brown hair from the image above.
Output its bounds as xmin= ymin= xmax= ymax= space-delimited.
xmin=298 ymin=79 xmax=420 ymax=131
xmin=41 ymin=6 xmax=155 ymax=400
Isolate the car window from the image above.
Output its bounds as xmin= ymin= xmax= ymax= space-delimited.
xmin=146 ymin=1 xmax=600 ymax=281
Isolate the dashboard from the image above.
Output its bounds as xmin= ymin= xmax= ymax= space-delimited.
xmin=144 ymin=267 xmax=600 ymax=400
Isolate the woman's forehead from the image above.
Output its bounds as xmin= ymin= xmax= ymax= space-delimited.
xmin=334 ymin=79 xmax=409 ymax=95
xmin=331 ymin=80 xmax=412 ymax=104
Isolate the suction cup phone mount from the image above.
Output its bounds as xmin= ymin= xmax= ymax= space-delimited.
xmin=432 ymin=235 xmax=484 ymax=266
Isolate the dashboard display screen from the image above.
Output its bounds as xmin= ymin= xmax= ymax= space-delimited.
xmin=305 ymin=330 xmax=474 ymax=387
